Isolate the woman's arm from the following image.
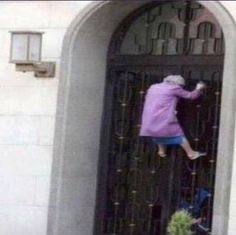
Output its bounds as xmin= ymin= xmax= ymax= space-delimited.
xmin=173 ymin=85 xmax=203 ymax=100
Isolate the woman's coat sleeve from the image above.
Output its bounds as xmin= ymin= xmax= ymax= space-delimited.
xmin=173 ymin=86 xmax=202 ymax=100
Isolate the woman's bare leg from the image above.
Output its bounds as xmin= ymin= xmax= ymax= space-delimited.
xmin=158 ymin=144 xmax=167 ymax=157
xmin=180 ymin=138 xmax=195 ymax=156
xmin=180 ymin=137 xmax=206 ymax=159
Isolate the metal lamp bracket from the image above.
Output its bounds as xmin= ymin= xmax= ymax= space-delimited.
xmin=15 ymin=62 xmax=56 ymax=78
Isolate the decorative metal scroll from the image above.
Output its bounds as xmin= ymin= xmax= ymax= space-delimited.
xmin=95 ymin=1 xmax=225 ymax=235
xmin=102 ymin=70 xmax=167 ymax=235
xmin=120 ymin=2 xmax=224 ymax=55
xmin=176 ymin=66 xmax=222 ymax=234
xmin=100 ymin=67 xmax=222 ymax=235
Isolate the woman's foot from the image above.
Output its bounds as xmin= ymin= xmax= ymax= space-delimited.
xmin=158 ymin=151 xmax=167 ymax=158
xmin=188 ymin=151 xmax=206 ymax=160
xmin=157 ymin=144 xmax=167 ymax=158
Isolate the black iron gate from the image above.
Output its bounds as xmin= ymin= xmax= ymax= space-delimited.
xmin=94 ymin=1 xmax=224 ymax=235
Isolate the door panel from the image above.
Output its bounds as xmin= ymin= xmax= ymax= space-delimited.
xmin=95 ymin=1 xmax=224 ymax=234
xmin=96 ymin=65 xmax=222 ymax=235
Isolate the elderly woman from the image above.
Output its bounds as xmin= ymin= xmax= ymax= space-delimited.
xmin=139 ymin=75 xmax=206 ymax=160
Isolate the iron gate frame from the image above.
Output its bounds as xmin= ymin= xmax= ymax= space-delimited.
xmin=94 ymin=1 xmax=224 ymax=234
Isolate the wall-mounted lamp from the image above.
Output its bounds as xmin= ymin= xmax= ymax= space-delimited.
xmin=9 ymin=31 xmax=55 ymax=78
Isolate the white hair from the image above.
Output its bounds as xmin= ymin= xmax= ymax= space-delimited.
xmin=163 ymin=75 xmax=185 ymax=86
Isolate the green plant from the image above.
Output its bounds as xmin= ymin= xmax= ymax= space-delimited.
xmin=167 ymin=210 xmax=194 ymax=235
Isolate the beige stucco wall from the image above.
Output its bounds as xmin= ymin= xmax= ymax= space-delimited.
xmin=0 ymin=1 xmax=235 ymax=235
xmin=0 ymin=1 xmax=89 ymax=235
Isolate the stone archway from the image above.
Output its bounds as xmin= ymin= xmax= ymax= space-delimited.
xmin=47 ymin=1 xmax=236 ymax=235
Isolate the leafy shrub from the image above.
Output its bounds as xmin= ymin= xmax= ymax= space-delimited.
xmin=167 ymin=210 xmax=194 ymax=235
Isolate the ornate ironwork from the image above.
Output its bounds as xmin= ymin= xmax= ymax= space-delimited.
xmin=119 ymin=1 xmax=224 ymax=55
xmin=95 ymin=1 xmax=224 ymax=235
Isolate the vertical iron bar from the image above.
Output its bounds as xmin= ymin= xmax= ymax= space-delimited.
xmin=183 ymin=0 xmax=192 ymax=55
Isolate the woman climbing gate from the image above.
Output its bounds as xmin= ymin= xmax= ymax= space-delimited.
xmin=139 ymin=75 xmax=206 ymax=160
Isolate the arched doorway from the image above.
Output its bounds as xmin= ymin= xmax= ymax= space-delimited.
xmin=48 ymin=1 xmax=236 ymax=235
xmin=95 ymin=1 xmax=224 ymax=235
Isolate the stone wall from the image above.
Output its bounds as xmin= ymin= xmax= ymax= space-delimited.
xmin=0 ymin=2 xmax=88 ymax=235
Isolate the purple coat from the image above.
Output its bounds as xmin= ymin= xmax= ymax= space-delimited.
xmin=139 ymin=81 xmax=202 ymax=137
